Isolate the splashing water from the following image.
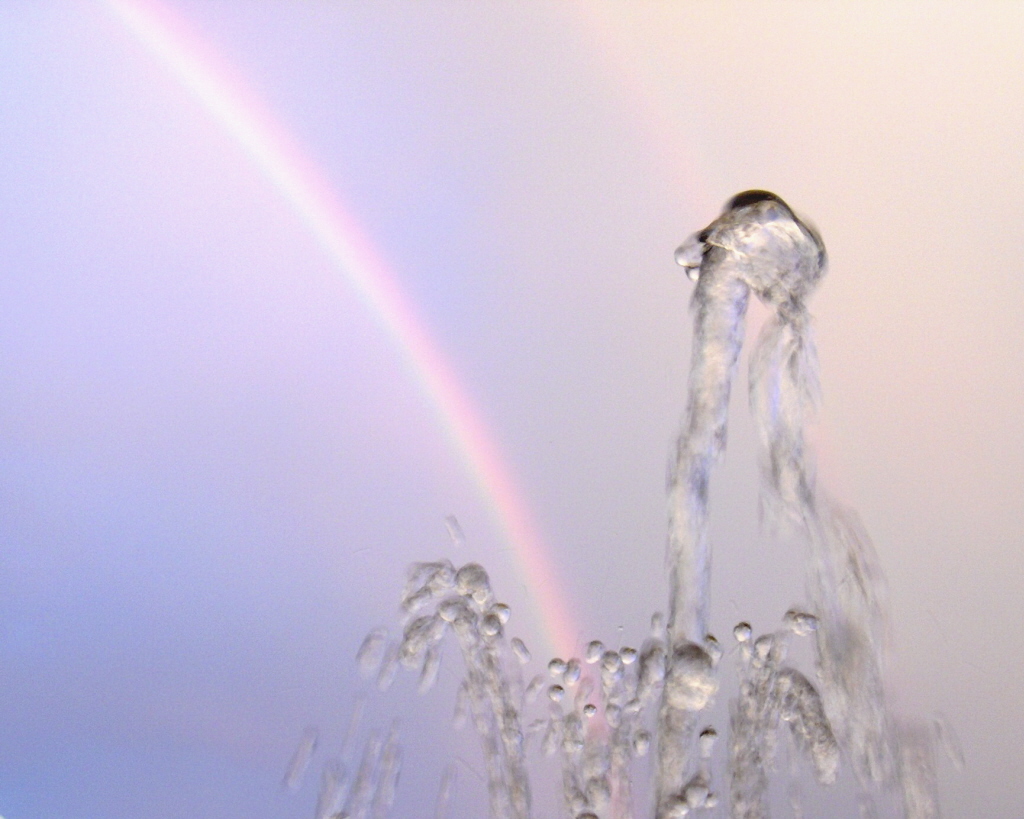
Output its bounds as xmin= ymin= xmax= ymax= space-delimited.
xmin=302 ymin=192 xmax=945 ymax=818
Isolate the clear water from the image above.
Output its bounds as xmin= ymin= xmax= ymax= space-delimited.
xmin=298 ymin=193 xmax=944 ymax=819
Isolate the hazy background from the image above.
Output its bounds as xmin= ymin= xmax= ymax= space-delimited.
xmin=0 ymin=2 xmax=1021 ymax=817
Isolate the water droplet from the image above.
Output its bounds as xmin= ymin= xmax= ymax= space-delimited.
xmin=733 ymin=622 xmax=752 ymax=643
xmin=400 ymin=615 xmax=444 ymax=667
xmin=356 ymin=628 xmax=387 ymax=676
xmin=282 ymin=725 xmax=318 ymax=791
xmin=438 ymin=596 xmax=470 ymax=624
xmin=375 ymin=732 xmax=402 ymax=815
xmin=699 ymin=727 xmax=717 ymax=757
xmin=664 ymin=642 xmax=718 ymax=711
xmin=633 ymin=729 xmax=651 ymax=756
xmin=491 ymin=602 xmax=511 ymax=624
xmin=417 ymin=645 xmax=441 ymax=693
xmin=401 ymin=585 xmax=433 ymax=613
xmin=563 ymin=712 xmax=584 ymax=752
xmin=455 ymin=563 xmax=491 ymax=604
xmin=775 ymin=668 xmax=839 ymax=784
xmin=525 ymin=674 xmax=546 ymax=703
xmin=784 ymin=609 xmax=818 ymax=636
xmin=481 ymin=613 xmax=502 ymax=638
xmin=541 ymin=716 xmax=562 ymax=756
xmin=548 ymin=684 xmax=565 ymax=703
xmin=638 ymin=641 xmax=667 ymax=697
xmin=583 ymin=703 xmax=597 ymax=718
xmin=510 ymin=637 xmax=531 ymax=664
xmin=601 ymin=650 xmax=622 ymax=674
xmin=585 ymin=640 xmax=605 ymax=663
xmin=444 ymin=514 xmax=465 ymax=548
xmin=403 ymin=561 xmax=456 ymax=610
xmin=683 ymin=778 xmax=709 ymax=808
xmin=620 ymin=646 xmax=638 ymax=665
xmin=753 ymin=634 xmax=775 ymax=662
xmin=548 ymin=657 xmax=568 ymax=678
xmin=563 ymin=658 xmax=582 ymax=685
xmin=675 ymin=232 xmax=705 ymax=280
xmin=313 ymin=757 xmax=346 ymax=819
xmin=376 ymin=644 xmax=400 ymax=691
xmin=704 ymin=635 xmax=722 ymax=665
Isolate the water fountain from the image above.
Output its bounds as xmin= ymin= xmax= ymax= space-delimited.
xmin=304 ymin=192 xmax=944 ymax=819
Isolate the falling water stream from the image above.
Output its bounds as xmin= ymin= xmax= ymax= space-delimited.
xmin=297 ymin=192 xmax=945 ymax=819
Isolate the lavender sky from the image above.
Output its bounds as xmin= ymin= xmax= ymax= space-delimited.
xmin=0 ymin=3 xmax=1021 ymax=817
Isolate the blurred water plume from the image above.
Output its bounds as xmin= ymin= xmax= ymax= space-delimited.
xmin=299 ymin=193 xmax=943 ymax=818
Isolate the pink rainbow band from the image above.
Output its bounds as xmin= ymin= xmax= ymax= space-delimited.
xmin=103 ymin=0 xmax=578 ymax=659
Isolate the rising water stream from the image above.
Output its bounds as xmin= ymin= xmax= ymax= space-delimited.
xmin=301 ymin=193 xmax=945 ymax=819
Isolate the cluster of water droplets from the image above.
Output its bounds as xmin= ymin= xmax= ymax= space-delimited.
xmin=346 ymin=560 xmax=637 ymax=817
xmin=327 ymin=556 xmax=851 ymax=819
xmin=727 ymin=613 xmax=839 ymax=819
xmin=297 ymin=554 xmax=948 ymax=818
xmin=283 ymin=192 xmax=952 ymax=818
xmin=280 ymin=708 xmax=404 ymax=819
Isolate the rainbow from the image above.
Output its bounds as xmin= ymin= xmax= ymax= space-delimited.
xmin=103 ymin=0 xmax=578 ymax=659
